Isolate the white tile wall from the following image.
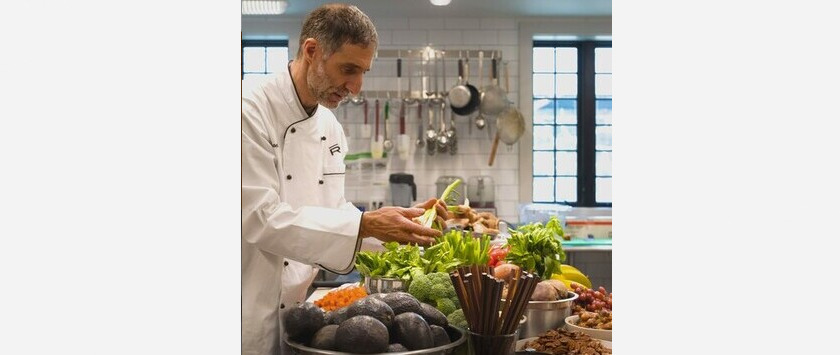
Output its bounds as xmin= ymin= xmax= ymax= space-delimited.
xmin=241 ymin=15 xmax=526 ymax=223
xmin=334 ymin=16 xmax=523 ymax=223
xmin=443 ymin=18 xmax=481 ymax=30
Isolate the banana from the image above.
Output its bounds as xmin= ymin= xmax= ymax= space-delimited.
xmin=560 ymin=264 xmax=583 ymax=275
xmin=562 ymin=272 xmax=592 ymax=289
xmin=553 ymin=265 xmax=592 ymax=289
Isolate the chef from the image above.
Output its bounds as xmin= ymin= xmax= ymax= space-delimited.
xmin=241 ymin=4 xmax=446 ymax=355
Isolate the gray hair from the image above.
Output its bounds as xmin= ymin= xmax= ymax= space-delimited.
xmin=297 ymin=3 xmax=378 ymax=59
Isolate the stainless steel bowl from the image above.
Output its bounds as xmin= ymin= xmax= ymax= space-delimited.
xmin=362 ymin=276 xmax=408 ymax=294
xmin=518 ymin=292 xmax=578 ymax=339
xmin=284 ymin=325 xmax=467 ymax=355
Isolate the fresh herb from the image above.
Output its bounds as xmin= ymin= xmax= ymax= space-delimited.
xmin=422 ymin=229 xmax=491 ymax=273
xmin=503 ymin=216 xmax=566 ymax=280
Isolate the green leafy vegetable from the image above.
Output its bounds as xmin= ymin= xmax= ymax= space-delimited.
xmin=354 ymin=242 xmax=423 ymax=283
xmin=503 ymin=216 xmax=566 ymax=280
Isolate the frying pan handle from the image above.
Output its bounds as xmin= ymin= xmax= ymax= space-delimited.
xmin=477 ymin=51 xmax=484 ymax=85
xmin=492 ymin=58 xmax=498 ymax=81
xmin=504 ymin=61 xmax=510 ymax=92
xmin=489 ymin=131 xmax=500 ymax=166
xmin=458 ymin=59 xmax=464 ymax=84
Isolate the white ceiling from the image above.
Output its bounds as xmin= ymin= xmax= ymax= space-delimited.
xmin=268 ymin=0 xmax=611 ymax=18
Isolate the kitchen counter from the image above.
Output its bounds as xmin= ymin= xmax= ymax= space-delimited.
xmin=306 ymin=288 xmax=333 ymax=303
xmin=562 ymin=239 xmax=612 ymax=251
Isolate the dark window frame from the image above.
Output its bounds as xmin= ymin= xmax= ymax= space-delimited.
xmin=533 ymin=40 xmax=612 ymax=207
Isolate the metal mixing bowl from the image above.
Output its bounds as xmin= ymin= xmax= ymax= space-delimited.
xmin=284 ymin=325 xmax=466 ymax=355
xmin=518 ymin=292 xmax=578 ymax=339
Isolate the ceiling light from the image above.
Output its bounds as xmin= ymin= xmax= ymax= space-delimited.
xmin=429 ymin=0 xmax=452 ymax=6
xmin=242 ymin=0 xmax=288 ymax=15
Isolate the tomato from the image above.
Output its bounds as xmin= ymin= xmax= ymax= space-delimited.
xmin=487 ymin=245 xmax=510 ymax=267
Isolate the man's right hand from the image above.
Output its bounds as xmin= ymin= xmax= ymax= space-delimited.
xmin=358 ymin=206 xmax=442 ymax=246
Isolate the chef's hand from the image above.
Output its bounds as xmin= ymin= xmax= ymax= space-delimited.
xmin=359 ymin=206 xmax=442 ymax=246
xmin=414 ymin=198 xmax=449 ymax=227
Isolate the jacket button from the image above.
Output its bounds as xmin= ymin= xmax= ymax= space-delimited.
xmin=321 ymin=136 xmax=326 ymax=141
xmin=280 ymin=303 xmax=285 ymax=309
xmin=286 ymin=175 xmax=292 ymax=180
xmin=318 ymin=180 xmax=324 ymax=185
xmin=290 ymin=127 xmax=296 ymax=133
xmin=284 ymin=261 xmax=289 ymax=266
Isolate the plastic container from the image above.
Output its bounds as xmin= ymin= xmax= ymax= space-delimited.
xmin=517 ymin=204 xmax=573 ymax=226
xmin=467 ymin=176 xmax=495 ymax=209
xmin=564 ymin=216 xmax=612 ymax=240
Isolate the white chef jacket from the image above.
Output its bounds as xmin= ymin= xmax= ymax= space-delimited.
xmin=241 ymin=64 xmax=364 ymax=355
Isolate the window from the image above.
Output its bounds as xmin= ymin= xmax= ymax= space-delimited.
xmin=242 ymin=39 xmax=289 ymax=94
xmin=532 ymin=41 xmax=612 ymax=207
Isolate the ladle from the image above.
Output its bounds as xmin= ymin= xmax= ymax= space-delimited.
xmin=415 ymin=103 xmax=425 ymax=148
xmin=403 ymin=50 xmax=417 ymax=104
xmin=436 ymin=102 xmax=449 ymax=153
xmin=475 ymin=51 xmax=486 ymax=130
xmin=425 ymin=101 xmax=438 ymax=156
xmin=447 ymin=107 xmax=458 ymax=155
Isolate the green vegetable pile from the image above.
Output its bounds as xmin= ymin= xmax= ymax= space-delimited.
xmin=354 ymin=242 xmax=421 ymax=283
xmin=355 ymin=230 xmax=491 ymax=283
xmin=422 ymin=229 xmax=490 ymax=274
xmin=354 ymin=229 xmax=491 ymax=319
xmin=503 ymin=216 xmax=567 ymax=280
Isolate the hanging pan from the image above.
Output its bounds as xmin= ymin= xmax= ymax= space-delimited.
xmin=449 ymin=52 xmax=480 ymax=116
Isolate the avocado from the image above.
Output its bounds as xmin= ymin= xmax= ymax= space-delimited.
xmin=366 ymin=292 xmax=388 ymax=300
xmin=429 ymin=325 xmax=451 ymax=347
xmin=388 ymin=343 xmax=409 ymax=352
xmin=382 ymin=292 xmax=423 ymax=315
xmin=346 ymin=296 xmax=395 ymax=328
xmin=326 ymin=306 xmax=349 ymax=325
xmin=335 ymin=315 xmax=389 ymax=354
xmin=282 ymin=302 xmax=325 ymax=343
xmin=309 ymin=324 xmax=338 ymax=350
xmin=392 ymin=312 xmax=435 ymax=350
xmin=418 ymin=302 xmax=449 ymax=327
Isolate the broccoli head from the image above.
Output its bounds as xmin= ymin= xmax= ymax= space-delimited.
xmin=408 ymin=273 xmax=433 ymax=302
xmin=435 ymin=297 xmax=457 ymax=316
xmin=446 ymin=309 xmax=467 ymax=329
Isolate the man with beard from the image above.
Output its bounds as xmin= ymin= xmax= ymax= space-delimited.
xmin=241 ymin=4 xmax=447 ymax=354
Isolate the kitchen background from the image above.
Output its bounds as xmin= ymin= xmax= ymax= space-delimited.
xmin=242 ymin=0 xmax=612 ymax=291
